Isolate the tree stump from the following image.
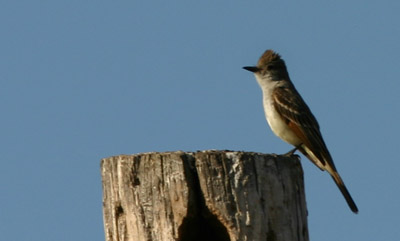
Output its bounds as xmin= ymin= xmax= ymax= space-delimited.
xmin=101 ymin=150 xmax=309 ymax=241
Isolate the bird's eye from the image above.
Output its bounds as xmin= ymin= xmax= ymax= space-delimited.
xmin=267 ymin=65 xmax=275 ymax=70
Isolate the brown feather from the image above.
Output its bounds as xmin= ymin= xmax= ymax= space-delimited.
xmin=257 ymin=50 xmax=282 ymax=67
xmin=272 ymin=86 xmax=332 ymax=169
xmin=249 ymin=49 xmax=358 ymax=213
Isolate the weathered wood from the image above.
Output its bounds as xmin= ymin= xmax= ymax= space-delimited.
xmin=101 ymin=150 xmax=309 ymax=241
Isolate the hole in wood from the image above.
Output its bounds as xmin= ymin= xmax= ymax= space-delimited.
xmin=178 ymin=208 xmax=230 ymax=241
xmin=178 ymin=156 xmax=230 ymax=241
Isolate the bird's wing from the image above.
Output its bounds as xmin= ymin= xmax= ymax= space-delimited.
xmin=272 ymin=86 xmax=336 ymax=170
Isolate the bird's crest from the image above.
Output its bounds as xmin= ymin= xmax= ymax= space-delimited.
xmin=257 ymin=50 xmax=282 ymax=67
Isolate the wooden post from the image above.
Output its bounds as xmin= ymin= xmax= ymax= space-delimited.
xmin=101 ymin=150 xmax=309 ymax=241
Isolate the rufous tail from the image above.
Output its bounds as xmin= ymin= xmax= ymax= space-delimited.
xmin=330 ymin=172 xmax=359 ymax=213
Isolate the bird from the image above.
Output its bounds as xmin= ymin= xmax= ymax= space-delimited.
xmin=243 ymin=49 xmax=358 ymax=213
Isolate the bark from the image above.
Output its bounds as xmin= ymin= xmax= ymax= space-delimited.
xmin=101 ymin=150 xmax=309 ymax=241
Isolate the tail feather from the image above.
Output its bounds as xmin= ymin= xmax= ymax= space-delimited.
xmin=330 ymin=172 xmax=359 ymax=213
xmin=297 ymin=145 xmax=358 ymax=213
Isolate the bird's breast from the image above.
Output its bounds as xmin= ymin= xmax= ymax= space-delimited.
xmin=263 ymin=96 xmax=302 ymax=146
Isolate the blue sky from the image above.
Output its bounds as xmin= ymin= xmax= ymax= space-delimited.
xmin=1 ymin=1 xmax=399 ymax=240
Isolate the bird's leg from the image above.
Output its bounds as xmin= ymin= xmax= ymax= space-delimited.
xmin=284 ymin=145 xmax=301 ymax=156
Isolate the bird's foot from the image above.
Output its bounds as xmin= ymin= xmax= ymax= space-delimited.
xmin=284 ymin=146 xmax=299 ymax=156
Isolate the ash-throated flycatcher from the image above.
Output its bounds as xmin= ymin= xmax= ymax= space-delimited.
xmin=243 ymin=49 xmax=358 ymax=213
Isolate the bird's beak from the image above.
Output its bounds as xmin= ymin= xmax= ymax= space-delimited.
xmin=242 ymin=66 xmax=260 ymax=73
